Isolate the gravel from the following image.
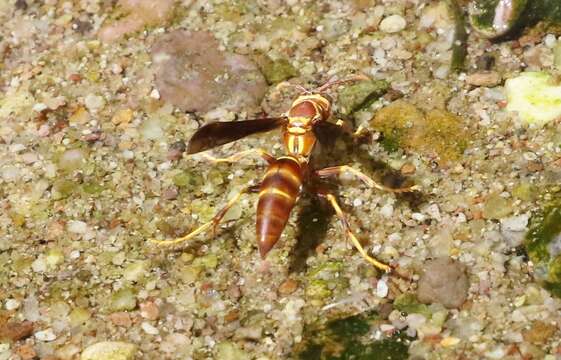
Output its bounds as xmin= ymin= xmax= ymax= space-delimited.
xmin=1 ymin=0 xmax=560 ymax=359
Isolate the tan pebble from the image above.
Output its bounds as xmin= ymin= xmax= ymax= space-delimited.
xmin=68 ymin=107 xmax=90 ymax=125
xmin=400 ymin=162 xmax=416 ymax=175
xmin=0 ymin=321 xmax=34 ymax=341
xmin=522 ymin=320 xmax=556 ymax=344
xmin=440 ymin=336 xmax=460 ymax=347
xmin=108 ymin=312 xmax=132 ymax=327
xmin=15 ymin=344 xmax=37 ymax=360
xmin=139 ymin=301 xmax=159 ymax=321
xmin=278 ymin=279 xmax=299 ymax=296
xmin=111 ymin=108 xmax=133 ymax=126
xmin=118 ymin=141 xmax=134 ymax=150
xmin=224 ymin=310 xmax=239 ymax=323
xmin=526 ymin=161 xmax=544 ymax=172
xmin=465 ymin=72 xmax=501 ymax=87
xmin=69 ymin=73 xmax=82 ymax=83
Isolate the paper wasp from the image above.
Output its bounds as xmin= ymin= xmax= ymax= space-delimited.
xmin=150 ymin=77 xmax=418 ymax=272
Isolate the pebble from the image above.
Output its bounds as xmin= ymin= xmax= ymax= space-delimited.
xmin=379 ymin=15 xmax=407 ymax=33
xmin=544 ymin=34 xmax=557 ymax=48
xmin=376 ymin=278 xmax=389 ymax=298
xmin=234 ymin=326 xmax=263 ymax=341
xmin=278 ymin=279 xmax=299 ymax=296
xmin=67 ymin=220 xmax=88 ymax=234
xmin=84 ymin=94 xmax=105 ymax=112
xmin=4 ymin=299 xmax=20 ymax=311
xmin=522 ymin=320 xmax=556 ymax=344
xmin=80 ymin=341 xmax=137 ymax=360
xmin=483 ymin=193 xmax=512 ymax=219
xmin=14 ymin=344 xmax=36 ymax=360
xmin=141 ymin=322 xmax=159 ymax=335
xmin=31 ymin=257 xmax=47 ymax=273
xmin=500 ymin=214 xmax=529 ymax=232
xmin=152 ymin=30 xmax=267 ymax=113
xmin=108 ymin=312 xmax=132 ymax=328
xmin=400 ymin=162 xmax=416 ymax=175
xmin=465 ymin=72 xmax=501 ymax=87
xmin=110 ymin=288 xmax=137 ymax=312
xmin=21 ymin=152 xmax=38 ymax=164
xmin=0 ymin=321 xmax=34 ymax=341
xmin=139 ymin=301 xmax=159 ymax=320
xmin=34 ymin=328 xmax=56 ymax=342
xmin=58 ymin=149 xmax=85 ymax=171
xmin=162 ymin=186 xmax=178 ymax=200
xmin=417 ymin=257 xmax=469 ymax=309
xmin=111 ymin=109 xmax=133 ymax=126
xmin=1 ymin=166 xmax=19 ymax=182
xmin=380 ymin=203 xmax=394 ymax=218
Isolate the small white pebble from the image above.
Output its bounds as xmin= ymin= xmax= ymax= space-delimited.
xmin=379 ymin=15 xmax=407 ymax=33
xmin=150 ymin=88 xmax=161 ymax=99
xmin=5 ymin=299 xmax=20 ymax=311
xmin=31 ymin=257 xmax=47 ymax=273
xmin=70 ymin=250 xmax=81 ymax=260
xmin=353 ymin=198 xmax=362 ymax=207
xmin=141 ymin=322 xmax=160 ymax=335
xmin=67 ymin=220 xmax=88 ymax=234
xmin=376 ymin=278 xmax=389 ymax=298
xmin=33 ymin=103 xmax=48 ymax=112
xmin=380 ymin=203 xmax=394 ymax=218
xmin=84 ymin=94 xmax=105 ymax=112
xmin=111 ymin=63 xmax=123 ymax=74
xmin=380 ymin=324 xmax=395 ymax=332
xmin=9 ymin=144 xmax=25 ymax=153
xmin=411 ymin=212 xmax=426 ymax=222
xmin=544 ymin=34 xmax=557 ymax=48
xmin=122 ymin=150 xmax=134 ymax=160
xmin=35 ymin=328 xmax=56 ymax=342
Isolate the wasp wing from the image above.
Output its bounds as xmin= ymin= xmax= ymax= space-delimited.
xmin=187 ymin=117 xmax=287 ymax=154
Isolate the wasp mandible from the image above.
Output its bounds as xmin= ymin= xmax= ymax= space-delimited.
xmin=151 ymin=77 xmax=418 ymax=272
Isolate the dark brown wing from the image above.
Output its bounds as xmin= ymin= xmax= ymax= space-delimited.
xmin=187 ymin=117 xmax=287 ymax=154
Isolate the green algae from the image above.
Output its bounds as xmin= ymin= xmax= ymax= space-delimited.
xmin=173 ymin=170 xmax=204 ymax=188
xmin=393 ymin=293 xmax=431 ymax=318
xmin=371 ymin=101 xmax=468 ymax=163
xmin=257 ymin=56 xmax=299 ymax=85
xmin=109 ymin=287 xmax=137 ymax=312
xmin=524 ymin=195 xmax=561 ymax=297
xmin=337 ymin=80 xmax=389 ymax=116
xmin=294 ymin=311 xmax=410 ymax=360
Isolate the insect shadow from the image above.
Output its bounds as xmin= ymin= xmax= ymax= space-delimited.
xmin=288 ymin=130 xmax=426 ymax=274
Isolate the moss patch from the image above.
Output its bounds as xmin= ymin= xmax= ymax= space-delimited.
xmin=371 ymin=101 xmax=468 ymax=163
xmin=524 ymin=195 xmax=561 ymax=297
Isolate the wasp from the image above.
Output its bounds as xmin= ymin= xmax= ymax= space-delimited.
xmin=150 ymin=77 xmax=418 ymax=272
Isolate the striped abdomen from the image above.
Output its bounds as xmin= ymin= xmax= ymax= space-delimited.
xmin=256 ymin=157 xmax=303 ymax=258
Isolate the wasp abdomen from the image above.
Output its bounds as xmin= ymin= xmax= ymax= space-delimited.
xmin=256 ymin=157 xmax=303 ymax=258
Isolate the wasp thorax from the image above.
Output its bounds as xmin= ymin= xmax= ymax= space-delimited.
xmin=288 ymin=94 xmax=331 ymax=121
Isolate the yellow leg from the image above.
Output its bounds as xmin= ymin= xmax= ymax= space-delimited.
xmin=201 ymin=149 xmax=274 ymax=164
xmin=149 ymin=185 xmax=256 ymax=246
xmin=323 ymin=193 xmax=391 ymax=272
xmin=315 ymin=165 xmax=419 ymax=193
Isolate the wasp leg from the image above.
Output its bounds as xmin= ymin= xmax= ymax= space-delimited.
xmin=318 ymin=192 xmax=391 ymax=272
xmin=315 ymin=165 xmax=419 ymax=193
xmin=150 ymin=184 xmax=260 ymax=246
xmin=201 ymin=149 xmax=274 ymax=164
